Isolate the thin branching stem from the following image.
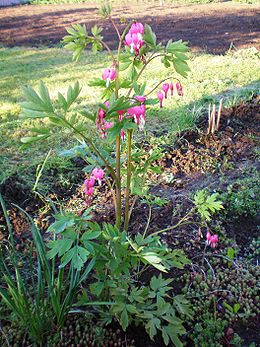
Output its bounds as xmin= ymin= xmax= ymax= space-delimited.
xmin=126 ymin=53 xmax=165 ymax=97
xmin=124 ymin=129 xmax=133 ymax=231
xmin=143 ymin=204 xmax=152 ymax=239
xmin=110 ymin=16 xmax=121 ymax=41
xmin=129 ymin=195 xmax=138 ymax=222
xmin=106 ymin=179 xmax=117 ymax=212
xmin=145 ymin=76 xmax=181 ymax=97
xmin=115 ymin=136 xmax=122 ymax=228
xmin=61 ymin=117 xmax=119 ymax=186
xmin=87 ymin=35 xmax=117 ymax=65
xmin=149 ymin=209 xmax=194 ymax=237
xmin=126 ymin=55 xmax=152 ymax=97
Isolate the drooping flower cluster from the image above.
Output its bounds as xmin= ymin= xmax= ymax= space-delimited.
xmin=157 ymin=81 xmax=183 ymax=108
xmin=125 ymin=22 xmax=144 ymax=55
xmin=127 ymin=95 xmax=146 ymax=131
xmin=83 ymin=167 xmax=105 ymax=202
xmin=206 ymin=231 xmax=219 ymax=249
xmin=102 ymin=68 xmax=116 ymax=87
xmin=96 ymin=89 xmax=147 ymax=138
xmin=96 ymin=102 xmax=113 ymax=139
xmin=127 ymin=105 xmax=146 ymax=131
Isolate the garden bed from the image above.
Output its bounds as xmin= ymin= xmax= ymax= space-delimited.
xmin=0 ymin=95 xmax=259 ymax=346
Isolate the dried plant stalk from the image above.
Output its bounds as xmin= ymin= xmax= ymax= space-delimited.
xmin=216 ymin=98 xmax=223 ymax=130
xmin=207 ymin=99 xmax=223 ymax=134
xmin=211 ymin=104 xmax=216 ymax=134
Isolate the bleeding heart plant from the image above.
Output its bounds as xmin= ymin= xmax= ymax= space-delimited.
xmin=21 ymin=4 xmax=190 ymax=231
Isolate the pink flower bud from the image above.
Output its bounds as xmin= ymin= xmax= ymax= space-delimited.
xmin=91 ymin=168 xmax=105 ymax=184
xmin=84 ymin=177 xmax=95 ymax=189
xmin=104 ymin=121 xmax=113 ymax=130
xmin=157 ymin=91 xmax=164 ymax=108
xmin=104 ymin=101 xmax=110 ymax=109
xmin=101 ymin=132 xmax=107 ymax=139
xmin=206 ymin=232 xmax=219 ymax=248
xmin=176 ymin=82 xmax=183 ymax=96
xmin=121 ymin=129 xmax=126 ymax=141
xmin=127 ymin=104 xmax=146 ymax=131
xmin=96 ymin=105 xmax=113 ymax=138
xmin=86 ymin=187 xmax=94 ymax=196
xmin=169 ymin=82 xmax=174 ymax=96
xmin=98 ymin=109 xmax=105 ymax=120
xmin=117 ymin=110 xmax=125 ymax=122
xmin=206 ymin=231 xmax=211 ymax=242
xmin=102 ymin=68 xmax=110 ymax=80
xmin=102 ymin=68 xmax=116 ymax=87
xmin=162 ymin=83 xmax=169 ymax=99
xmin=129 ymin=22 xmax=144 ymax=35
xmin=210 ymin=234 xmax=219 ymax=248
xmin=135 ymin=95 xmax=146 ymax=103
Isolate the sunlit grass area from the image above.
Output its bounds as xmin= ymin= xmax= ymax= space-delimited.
xmin=0 ymin=46 xmax=259 ymax=183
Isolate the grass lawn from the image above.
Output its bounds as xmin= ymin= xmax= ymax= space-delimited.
xmin=0 ymin=45 xmax=259 ymax=184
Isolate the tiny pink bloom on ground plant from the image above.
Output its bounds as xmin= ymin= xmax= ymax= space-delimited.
xmin=206 ymin=231 xmax=211 ymax=244
xmin=83 ymin=178 xmax=95 ymax=199
xmin=210 ymin=234 xmax=219 ymax=248
xmin=157 ymin=91 xmax=164 ymax=108
xmin=102 ymin=68 xmax=116 ymax=87
xmin=86 ymin=177 xmax=95 ymax=188
xmin=162 ymin=83 xmax=169 ymax=98
xmin=206 ymin=231 xmax=219 ymax=248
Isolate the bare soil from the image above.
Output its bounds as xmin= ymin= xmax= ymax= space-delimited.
xmin=0 ymin=2 xmax=259 ymax=53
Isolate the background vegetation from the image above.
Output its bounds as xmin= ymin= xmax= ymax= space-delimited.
xmin=1 ymin=46 xmax=259 ymax=184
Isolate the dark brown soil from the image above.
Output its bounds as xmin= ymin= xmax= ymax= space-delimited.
xmin=0 ymin=2 xmax=259 ymax=53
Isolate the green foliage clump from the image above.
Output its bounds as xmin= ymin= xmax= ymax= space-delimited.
xmin=47 ymin=212 xmax=191 ymax=345
xmin=180 ymin=257 xmax=260 ymax=346
xmin=194 ymin=189 xmax=224 ymax=221
xmin=192 ymin=311 xmax=228 ymax=347
xmin=221 ymin=171 xmax=260 ymax=220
